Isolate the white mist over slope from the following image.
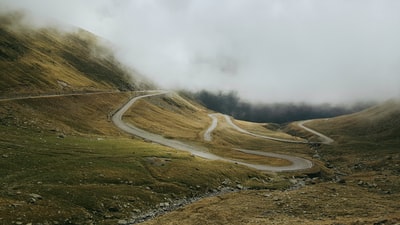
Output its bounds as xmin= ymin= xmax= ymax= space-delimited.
xmin=2 ymin=0 xmax=400 ymax=103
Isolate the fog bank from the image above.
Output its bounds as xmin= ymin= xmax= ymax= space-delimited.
xmin=1 ymin=0 xmax=400 ymax=103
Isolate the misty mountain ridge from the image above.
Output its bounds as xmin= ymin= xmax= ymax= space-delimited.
xmin=0 ymin=12 xmax=153 ymax=97
xmin=0 ymin=11 xmax=390 ymax=125
xmin=186 ymin=90 xmax=377 ymax=124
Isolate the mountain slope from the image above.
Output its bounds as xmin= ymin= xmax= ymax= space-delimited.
xmin=0 ymin=13 xmax=278 ymax=224
xmin=305 ymin=99 xmax=400 ymax=144
xmin=0 ymin=12 xmax=152 ymax=97
xmin=138 ymin=100 xmax=400 ymax=225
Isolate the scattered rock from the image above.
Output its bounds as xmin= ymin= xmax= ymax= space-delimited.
xmin=127 ymin=186 xmax=240 ymax=224
xmin=104 ymin=214 xmax=113 ymax=219
xmin=221 ymin=179 xmax=231 ymax=186
xmin=28 ymin=198 xmax=36 ymax=204
xmin=128 ymin=197 xmax=136 ymax=202
xmin=159 ymin=202 xmax=170 ymax=208
xmin=373 ymin=219 xmax=388 ymax=225
xmin=313 ymin=154 xmax=321 ymax=159
xmin=2 ymin=154 xmax=9 ymax=158
xmin=132 ymin=209 xmax=141 ymax=213
xmin=236 ymin=184 xmax=243 ymax=190
xmin=117 ymin=219 xmax=129 ymax=225
xmin=29 ymin=193 xmax=42 ymax=199
xmin=326 ymin=163 xmax=334 ymax=169
xmin=108 ymin=205 xmax=120 ymax=212
xmin=289 ymin=179 xmax=298 ymax=185
xmin=273 ymin=196 xmax=280 ymax=201
xmin=336 ymin=177 xmax=346 ymax=184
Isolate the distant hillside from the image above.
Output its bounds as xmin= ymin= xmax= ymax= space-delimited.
xmin=305 ymin=99 xmax=400 ymax=143
xmin=185 ymin=90 xmax=373 ymax=123
xmin=0 ymin=12 xmax=153 ymax=97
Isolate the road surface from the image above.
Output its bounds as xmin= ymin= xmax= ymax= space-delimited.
xmin=112 ymin=92 xmax=313 ymax=172
xmin=1 ymin=90 xmax=329 ymax=172
xmin=223 ymin=115 xmax=308 ymax=144
xmin=297 ymin=120 xmax=334 ymax=144
xmin=204 ymin=114 xmax=218 ymax=142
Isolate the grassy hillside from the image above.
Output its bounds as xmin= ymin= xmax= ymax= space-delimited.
xmin=139 ymin=101 xmax=400 ymax=225
xmin=0 ymin=91 xmax=281 ymax=224
xmin=123 ymin=93 xmax=314 ymax=168
xmin=299 ymin=99 xmax=400 ymax=182
xmin=0 ymin=13 xmax=282 ymax=224
xmin=0 ymin=12 xmax=152 ymax=97
xmin=305 ymin=99 xmax=400 ymax=144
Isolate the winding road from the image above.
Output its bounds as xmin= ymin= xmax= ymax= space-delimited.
xmin=297 ymin=120 xmax=334 ymax=144
xmin=223 ymin=115 xmax=308 ymax=144
xmin=204 ymin=114 xmax=218 ymax=142
xmin=1 ymin=89 xmax=331 ymax=172
xmin=111 ymin=91 xmax=326 ymax=172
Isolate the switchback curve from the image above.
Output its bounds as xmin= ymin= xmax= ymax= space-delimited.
xmin=112 ymin=91 xmax=313 ymax=172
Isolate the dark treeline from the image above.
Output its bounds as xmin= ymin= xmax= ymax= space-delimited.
xmin=183 ymin=90 xmax=374 ymax=124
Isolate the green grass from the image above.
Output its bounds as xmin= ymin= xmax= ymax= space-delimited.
xmin=0 ymin=123 xmax=273 ymax=223
xmin=0 ymin=86 xmax=316 ymax=224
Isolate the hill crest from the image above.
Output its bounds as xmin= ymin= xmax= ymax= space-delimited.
xmin=0 ymin=12 xmax=154 ymax=97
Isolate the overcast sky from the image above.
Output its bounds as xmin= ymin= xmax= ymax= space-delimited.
xmin=2 ymin=0 xmax=400 ymax=103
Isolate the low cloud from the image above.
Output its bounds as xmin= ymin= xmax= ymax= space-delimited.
xmin=2 ymin=0 xmax=400 ymax=103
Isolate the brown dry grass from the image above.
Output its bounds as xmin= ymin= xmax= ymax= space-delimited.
xmin=213 ymin=148 xmax=293 ymax=166
xmin=124 ymin=94 xmax=210 ymax=141
xmin=209 ymin=115 xmax=312 ymax=157
xmin=124 ymin=96 xmax=311 ymax=167
xmin=303 ymin=99 xmax=400 ymax=144
xmin=0 ymin=15 xmax=151 ymax=97
xmin=0 ymin=93 xmax=274 ymax=224
xmin=141 ymin=182 xmax=400 ymax=225
xmin=140 ymin=101 xmax=400 ymax=225
xmin=234 ymin=119 xmax=303 ymax=141
xmin=0 ymin=92 xmax=135 ymax=135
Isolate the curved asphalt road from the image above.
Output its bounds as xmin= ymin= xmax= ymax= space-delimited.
xmin=112 ymin=91 xmax=314 ymax=172
xmin=1 ymin=90 xmax=326 ymax=172
xmin=204 ymin=113 xmax=218 ymax=142
xmin=223 ymin=115 xmax=308 ymax=144
xmin=297 ymin=120 xmax=334 ymax=144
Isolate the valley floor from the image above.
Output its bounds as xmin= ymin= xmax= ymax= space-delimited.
xmin=1 ymin=91 xmax=399 ymax=225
